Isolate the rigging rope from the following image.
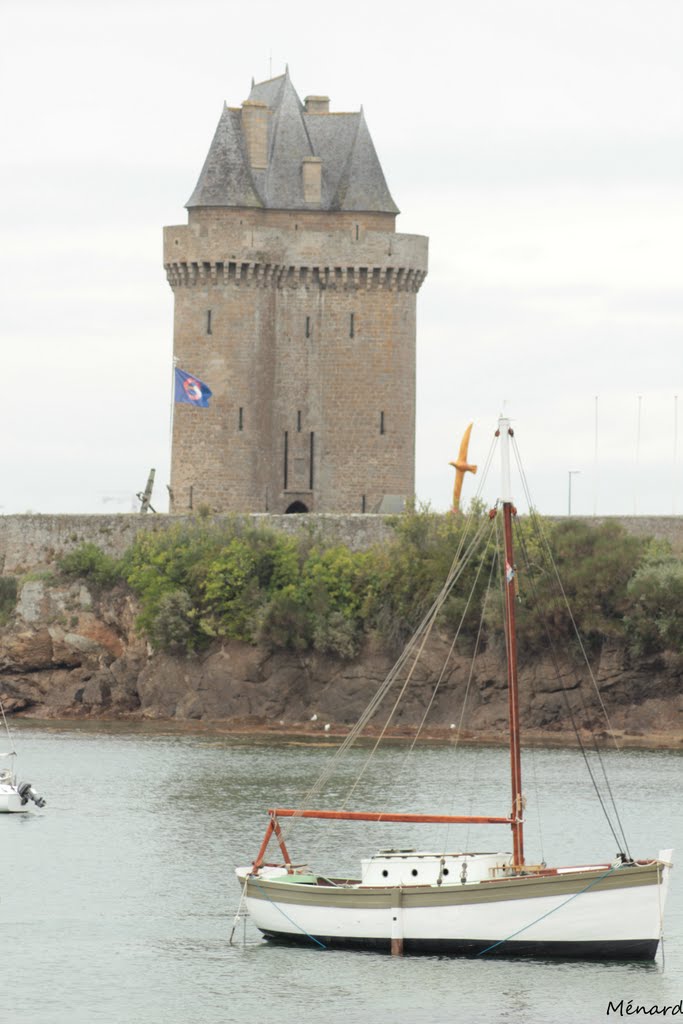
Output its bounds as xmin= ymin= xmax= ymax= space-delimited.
xmin=266 ymin=425 xmax=634 ymax=880
xmin=404 ymin=517 xmax=498 ymax=757
xmin=476 ymin=862 xmax=619 ymax=957
xmin=510 ymin=436 xmax=632 ymax=858
xmin=280 ymin=506 xmax=496 ymax=836
xmin=276 ymin=437 xmax=500 ymax=849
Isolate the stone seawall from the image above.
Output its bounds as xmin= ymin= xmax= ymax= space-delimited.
xmin=1 ymin=514 xmax=681 ymax=744
xmin=1 ymin=512 xmax=683 ymax=576
xmin=0 ymin=513 xmax=396 ymax=575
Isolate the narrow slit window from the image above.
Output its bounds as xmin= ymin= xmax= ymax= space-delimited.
xmin=309 ymin=432 xmax=315 ymax=490
xmin=206 ymin=310 xmax=212 ymax=335
xmin=238 ymin=407 xmax=244 ymax=431
xmin=361 ymin=494 xmax=366 ymax=513
xmin=284 ymin=432 xmax=289 ymax=490
xmin=355 ymin=224 xmax=359 ymax=240
xmin=380 ymin=411 xmax=385 ymax=435
xmin=305 ymin=316 xmax=311 ymax=339
xmin=297 ymin=410 xmax=302 ymax=432
xmin=349 ymin=312 xmax=355 ymax=338
xmin=188 ymin=485 xmax=193 ymax=510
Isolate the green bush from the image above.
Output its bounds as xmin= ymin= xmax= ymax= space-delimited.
xmin=61 ymin=509 xmax=683 ymax=665
xmin=58 ymin=544 xmax=122 ymax=588
xmin=506 ymin=519 xmax=644 ymax=655
xmin=255 ymin=585 xmax=312 ymax=652
xmin=366 ymin=508 xmax=495 ymax=650
xmin=148 ymin=589 xmax=198 ymax=653
xmin=0 ymin=576 xmax=18 ymax=626
xmin=624 ymin=561 xmax=683 ymax=657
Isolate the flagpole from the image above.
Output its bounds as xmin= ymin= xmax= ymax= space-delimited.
xmin=634 ymin=395 xmax=642 ymax=515
xmin=169 ymin=356 xmax=178 ymax=511
xmin=674 ymin=394 xmax=679 ymax=515
xmin=593 ymin=395 xmax=598 ymax=517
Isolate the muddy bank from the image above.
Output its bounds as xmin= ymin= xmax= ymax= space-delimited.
xmin=1 ymin=579 xmax=682 ymax=749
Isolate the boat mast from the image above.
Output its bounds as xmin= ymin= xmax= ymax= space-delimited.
xmin=498 ymin=416 xmax=525 ymax=866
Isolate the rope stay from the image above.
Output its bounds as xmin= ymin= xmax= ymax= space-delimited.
xmin=510 ymin=435 xmax=632 ymax=858
xmin=268 ymin=426 xmax=632 ymax=874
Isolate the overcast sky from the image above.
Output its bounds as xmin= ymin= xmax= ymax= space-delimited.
xmin=2 ymin=0 xmax=682 ymax=517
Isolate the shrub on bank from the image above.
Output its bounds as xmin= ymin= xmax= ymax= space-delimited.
xmin=57 ymin=543 xmax=123 ymax=588
xmin=0 ymin=576 xmax=17 ymax=626
xmin=55 ymin=513 xmax=683 ymax=663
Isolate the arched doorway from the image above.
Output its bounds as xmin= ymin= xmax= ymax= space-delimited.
xmin=285 ymin=500 xmax=309 ymax=514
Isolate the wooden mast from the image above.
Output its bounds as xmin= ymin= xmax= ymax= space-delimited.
xmin=499 ymin=417 xmax=525 ymax=866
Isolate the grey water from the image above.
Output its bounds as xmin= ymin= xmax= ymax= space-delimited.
xmin=3 ymin=722 xmax=682 ymax=1024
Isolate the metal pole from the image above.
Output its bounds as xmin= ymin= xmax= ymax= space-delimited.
xmin=674 ymin=395 xmax=678 ymax=515
xmin=568 ymin=471 xmax=580 ymax=516
xmin=634 ymin=395 xmax=642 ymax=515
xmin=593 ymin=396 xmax=598 ymax=516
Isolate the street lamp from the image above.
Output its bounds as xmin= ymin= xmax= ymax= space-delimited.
xmin=568 ymin=471 xmax=580 ymax=516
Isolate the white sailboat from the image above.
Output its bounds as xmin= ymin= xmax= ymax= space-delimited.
xmin=0 ymin=704 xmax=45 ymax=813
xmin=236 ymin=416 xmax=672 ymax=959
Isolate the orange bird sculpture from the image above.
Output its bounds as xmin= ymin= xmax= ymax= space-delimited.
xmin=449 ymin=422 xmax=478 ymax=512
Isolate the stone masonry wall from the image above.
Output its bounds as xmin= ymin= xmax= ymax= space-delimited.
xmin=2 ymin=513 xmax=683 ymax=578
xmin=164 ymin=209 xmax=428 ymax=515
xmin=0 ymin=513 xmax=396 ymax=576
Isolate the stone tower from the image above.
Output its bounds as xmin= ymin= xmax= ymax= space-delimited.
xmin=164 ymin=71 xmax=428 ymax=514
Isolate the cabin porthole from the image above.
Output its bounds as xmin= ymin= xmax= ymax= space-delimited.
xmin=443 ymin=868 xmax=449 ymax=876
xmin=411 ymin=869 xmax=418 ymax=877
xmin=382 ymin=869 xmax=389 ymax=878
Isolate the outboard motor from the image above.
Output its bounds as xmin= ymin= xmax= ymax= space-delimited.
xmin=18 ymin=782 xmax=46 ymax=808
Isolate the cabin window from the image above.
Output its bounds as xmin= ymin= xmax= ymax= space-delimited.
xmin=380 ymin=411 xmax=385 ymax=435
xmin=349 ymin=312 xmax=355 ymax=338
xmin=206 ymin=310 xmax=212 ymax=335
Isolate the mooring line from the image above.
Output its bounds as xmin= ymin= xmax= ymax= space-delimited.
xmin=477 ymin=864 xmax=619 ymax=957
xmin=250 ymin=877 xmax=327 ymax=950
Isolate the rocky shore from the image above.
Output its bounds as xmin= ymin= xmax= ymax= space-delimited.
xmin=0 ymin=577 xmax=681 ymax=749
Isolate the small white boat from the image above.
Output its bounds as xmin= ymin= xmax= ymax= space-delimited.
xmin=235 ymin=416 xmax=672 ymax=960
xmin=0 ymin=752 xmax=45 ymax=813
xmin=0 ymin=703 xmax=45 ymax=813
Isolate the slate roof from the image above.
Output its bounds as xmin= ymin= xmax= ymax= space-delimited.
xmin=186 ymin=70 xmax=399 ymax=214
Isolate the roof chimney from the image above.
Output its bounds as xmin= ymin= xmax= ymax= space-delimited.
xmin=304 ymin=95 xmax=330 ymax=114
xmin=241 ymin=99 xmax=269 ymax=169
xmin=302 ymin=156 xmax=322 ymax=204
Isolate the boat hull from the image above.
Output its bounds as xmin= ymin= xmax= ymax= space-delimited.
xmin=0 ymin=786 xmax=27 ymax=813
xmin=240 ymin=853 xmax=671 ymax=961
xmin=253 ymin=930 xmax=657 ymax=961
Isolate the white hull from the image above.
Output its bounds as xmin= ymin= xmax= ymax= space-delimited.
xmin=238 ymin=850 xmax=672 ymax=960
xmin=0 ymin=785 xmax=28 ymax=813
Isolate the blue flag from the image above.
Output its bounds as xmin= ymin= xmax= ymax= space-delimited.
xmin=174 ymin=368 xmax=212 ymax=408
